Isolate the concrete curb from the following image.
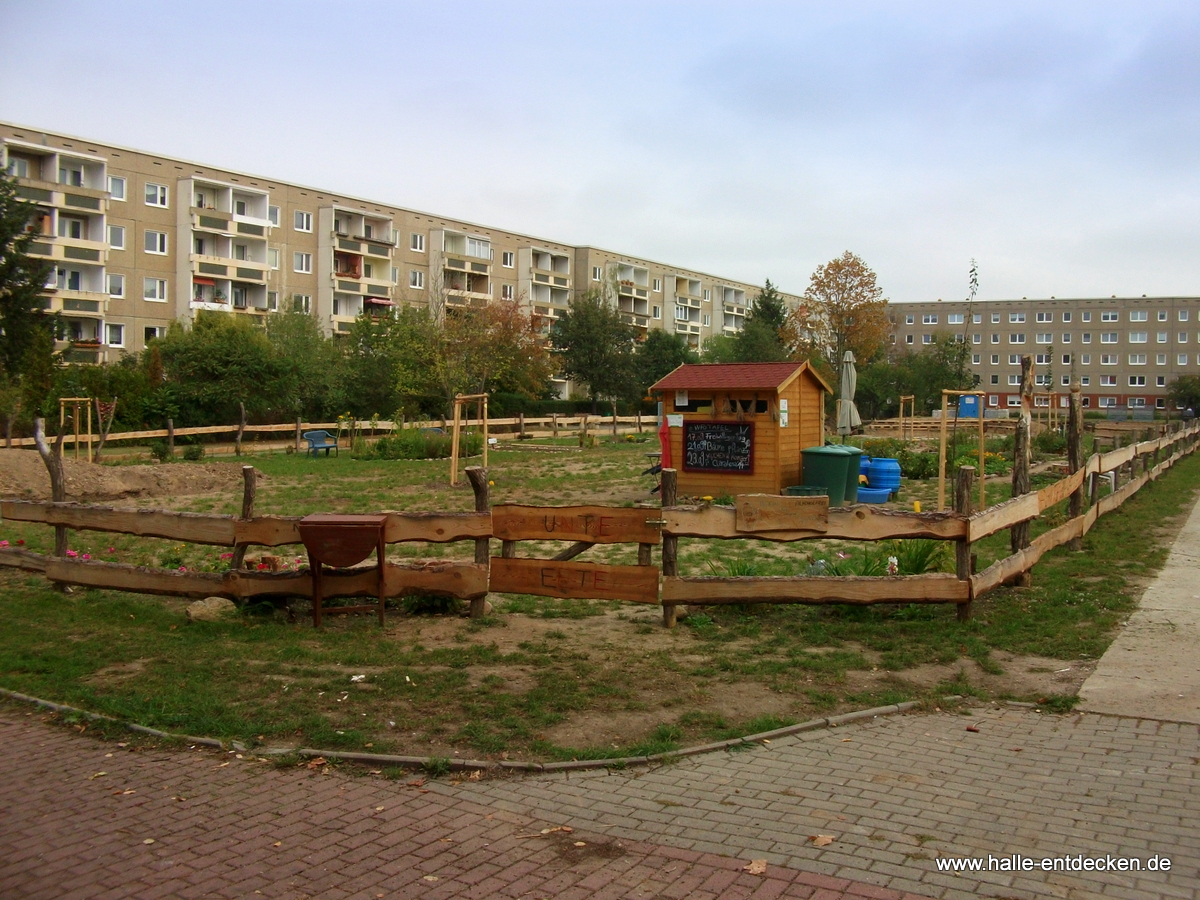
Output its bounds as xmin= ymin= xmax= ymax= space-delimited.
xmin=1 ymin=687 xmax=919 ymax=775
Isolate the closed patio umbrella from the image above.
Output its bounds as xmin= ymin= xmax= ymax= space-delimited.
xmin=837 ymin=350 xmax=862 ymax=440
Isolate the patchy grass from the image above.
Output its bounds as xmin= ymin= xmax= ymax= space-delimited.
xmin=0 ymin=439 xmax=1197 ymax=761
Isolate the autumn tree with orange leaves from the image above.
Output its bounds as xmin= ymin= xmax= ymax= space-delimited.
xmin=785 ymin=251 xmax=890 ymax=384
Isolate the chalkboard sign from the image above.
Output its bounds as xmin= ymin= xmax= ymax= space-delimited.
xmin=683 ymin=422 xmax=754 ymax=474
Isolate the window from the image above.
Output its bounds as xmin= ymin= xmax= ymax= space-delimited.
xmin=988 ymin=395 xmax=999 ymax=406
xmin=268 ymin=206 xmax=280 ymax=226
xmin=990 ymin=374 xmax=999 ymax=384
xmin=1181 ymin=333 xmax=1190 ymax=343
xmin=410 ymin=233 xmax=424 ymax=252
xmin=1008 ymin=354 xmax=1020 ymax=364
xmin=675 ymin=306 xmax=689 ymax=322
xmin=1008 ymin=374 xmax=1022 ymax=385
xmin=108 ymin=176 xmax=126 ymax=200
xmin=1036 ymin=312 xmax=1052 ymax=323
xmin=1062 ymin=333 xmax=1071 ymax=343
xmin=592 ymin=267 xmax=602 ymax=281
xmin=1101 ymin=311 xmax=1118 ymax=322
xmin=107 ymin=225 xmax=125 ymax=249
xmin=973 ymin=313 xmax=982 ymax=324
xmin=1081 ymin=376 xmax=1090 ymax=385
xmin=1036 ymin=333 xmax=1052 ymax=344
xmin=234 ymin=199 xmax=248 ymax=217
xmin=1035 ymin=353 xmax=1050 ymax=365
xmin=501 ymin=251 xmax=514 ymax=268
xmin=703 ymin=289 xmax=711 ymax=302
xmin=1061 ymin=375 xmax=1071 ymax=386
xmin=922 ymin=314 xmax=938 ymax=324
xmin=1007 ymin=396 xmax=1022 ymax=407
xmin=1129 ymin=354 xmax=1147 ymax=365
xmin=652 ymin=305 xmax=661 ymax=319
xmin=268 ymin=248 xmax=279 ymax=269
xmin=702 ymin=314 xmax=711 ymax=326
xmin=267 ymin=291 xmax=279 ymax=311
xmin=991 ymin=354 xmax=999 ymax=364
xmin=144 ymin=230 xmax=167 ymax=254
xmin=972 ymin=333 xmax=981 ymax=344
xmin=1129 ymin=332 xmax=1147 ymax=343
xmin=1158 ymin=376 xmax=1167 ymax=387
xmin=1081 ymin=354 xmax=1091 ymax=365
xmin=292 ymin=294 xmax=311 ymax=313
xmin=145 ymin=326 xmax=165 ymax=343
xmin=1158 ymin=332 xmax=1168 ymax=343
xmin=1129 ymin=397 xmax=1146 ymax=408
xmin=1062 ymin=312 xmax=1072 ymax=322
xmin=1098 ymin=354 xmax=1117 ymax=365
xmin=1182 ymin=354 xmax=1190 ymax=366
xmin=5 ymin=156 xmax=28 ymax=178
xmin=59 ymin=164 xmax=83 ymax=186
xmin=922 ymin=334 xmax=933 ymax=344
xmin=1062 ymin=354 xmax=1071 ymax=365
xmin=409 ymin=270 xmax=424 ymax=289
xmin=144 ymin=183 xmax=168 ymax=207
xmin=991 ymin=333 xmax=999 ymax=343
xmin=1181 ymin=310 xmax=1190 ymax=322
xmin=1157 ymin=354 xmax=1167 ymax=365
xmin=501 ymin=284 xmax=514 ymax=300
xmin=1010 ymin=312 xmax=1025 ymax=323
xmin=391 ymin=267 xmax=399 ymax=283
xmin=107 ymin=273 xmax=124 ymax=297
xmin=947 ymin=313 xmax=964 ymax=324
xmin=293 ymin=252 xmax=312 ymax=273
xmin=1158 ymin=310 xmax=1168 ymax=321
xmin=58 ymin=216 xmax=86 ymax=239
xmin=1129 ymin=310 xmax=1148 ymax=322
xmin=653 ymin=279 xmax=661 ymax=292
xmin=1129 ymin=375 xmax=1146 ymax=386
xmin=991 ymin=313 xmax=1000 ymax=324
xmin=143 ymin=277 xmax=167 ymax=301
xmin=106 ymin=324 xmax=124 ymax=347
xmin=1100 ymin=375 xmax=1117 ymax=387
xmin=363 ymin=263 xmax=373 ymax=279
xmin=1009 ymin=333 xmax=1025 ymax=343
xmin=56 ymin=268 xmax=82 ymax=291
xmin=905 ymin=334 xmax=913 ymax=344
xmin=1098 ymin=397 xmax=1118 ymax=408
xmin=1082 ymin=332 xmax=1092 ymax=343
xmin=1101 ymin=333 xmax=1118 ymax=343
xmin=972 ymin=354 xmax=981 ymax=364
xmin=294 ymin=210 xmax=312 ymax=232
xmin=234 ymin=243 xmax=248 ymax=261
xmin=905 ymin=314 xmax=914 ymax=325
xmin=1082 ymin=312 xmax=1092 ymax=322
xmin=466 ymin=237 xmax=490 ymax=259
xmin=1035 ymin=374 xmax=1051 ymax=386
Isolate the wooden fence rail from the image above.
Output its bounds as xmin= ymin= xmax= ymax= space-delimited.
xmin=0 ymin=423 xmax=1197 ymax=624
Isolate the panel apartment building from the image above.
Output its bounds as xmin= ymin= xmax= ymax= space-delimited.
xmin=0 ymin=122 xmax=789 ymax=396
xmin=890 ymin=297 xmax=1200 ymax=411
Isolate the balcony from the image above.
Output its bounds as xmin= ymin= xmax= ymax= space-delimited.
xmin=26 ymin=235 xmax=107 ymax=265
xmin=675 ymin=294 xmax=702 ymax=309
xmin=618 ymin=281 xmax=649 ymax=299
xmin=446 ymin=290 xmax=491 ymax=309
xmin=620 ymin=313 xmax=649 ymax=330
xmin=191 ymin=254 xmax=270 ymax=280
xmin=13 ymin=178 xmax=107 ymax=213
xmin=193 ymin=210 xmax=233 ymax=234
xmin=44 ymin=290 xmax=109 ymax=316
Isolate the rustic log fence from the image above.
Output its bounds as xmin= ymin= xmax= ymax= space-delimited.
xmin=0 ymin=419 xmax=1198 ymax=625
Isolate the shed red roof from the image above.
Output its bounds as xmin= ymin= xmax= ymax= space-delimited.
xmin=650 ymin=362 xmax=830 ymax=393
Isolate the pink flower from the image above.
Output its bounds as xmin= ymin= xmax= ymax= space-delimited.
xmin=66 ymin=549 xmax=79 ymax=558
xmin=219 ymin=552 xmax=234 ymax=560
xmin=177 ymin=565 xmax=187 ymax=572
xmin=257 ymin=563 xmax=270 ymax=571
xmin=82 ymin=553 xmax=91 ymax=561
xmin=16 ymin=539 xmax=24 ymax=546
xmin=0 ymin=540 xmax=8 ymax=548
xmin=836 ymin=551 xmax=849 ymax=559
xmin=106 ymin=547 xmax=116 ymax=554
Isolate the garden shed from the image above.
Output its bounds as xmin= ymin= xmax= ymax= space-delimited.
xmin=650 ymin=361 xmax=831 ymax=498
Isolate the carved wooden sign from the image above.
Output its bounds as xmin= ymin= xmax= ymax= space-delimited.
xmin=735 ymin=494 xmax=829 ymax=533
xmin=489 ymin=557 xmax=660 ymax=604
xmin=491 ymin=505 xmax=661 ymax=545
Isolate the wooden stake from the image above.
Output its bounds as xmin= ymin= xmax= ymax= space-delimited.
xmin=1067 ymin=382 xmax=1084 ymax=551
xmin=661 ymin=468 xmax=679 ymax=628
xmin=552 ymin=413 xmax=559 ymax=438
xmin=232 ymin=466 xmax=256 ymax=570
xmin=449 ymin=394 xmax=462 ymax=485
xmin=1010 ymin=355 xmax=1033 ymax=585
xmin=937 ymin=391 xmax=949 ymax=510
xmin=166 ymin=418 xmax=175 ymax=459
xmin=295 ymin=417 xmax=302 ymax=454
xmin=482 ymin=395 xmax=489 ymax=468
xmin=954 ymin=465 xmax=975 ymax=621
xmin=611 ymin=400 xmax=618 ymax=437
xmin=235 ymin=402 xmax=246 ymax=456
xmin=33 ymin=419 xmax=69 ymax=585
xmin=465 ymin=466 xmax=491 ymax=618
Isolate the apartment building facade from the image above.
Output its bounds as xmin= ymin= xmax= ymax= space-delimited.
xmin=1 ymin=122 xmax=793 ymax=391
xmin=890 ymin=297 xmax=1200 ymax=411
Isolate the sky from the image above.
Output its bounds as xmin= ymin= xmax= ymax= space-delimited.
xmin=2 ymin=1 xmax=1198 ymax=303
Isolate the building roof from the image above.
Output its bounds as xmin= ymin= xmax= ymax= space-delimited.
xmin=650 ymin=362 xmax=831 ymax=393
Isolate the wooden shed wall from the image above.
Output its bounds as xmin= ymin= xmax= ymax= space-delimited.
xmin=671 ymin=393 xmax=780 ymax=498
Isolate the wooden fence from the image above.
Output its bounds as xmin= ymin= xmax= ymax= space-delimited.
xmin=1 ymin=421 xmax=1197 ymax=625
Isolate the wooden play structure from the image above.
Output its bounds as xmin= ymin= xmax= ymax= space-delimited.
xmin=59 ymin=397 xmax=93 ymax=462
xmin=449 ymin=392 xmax=489 ymax=485
xmin=898 ymin=394 xmax=915 ymax=441
xmin=937 ymin=389 xmax=987 ymax=512
xmin=649 ymin=362 xmax=831 ymax=497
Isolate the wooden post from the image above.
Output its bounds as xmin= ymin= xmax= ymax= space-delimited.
xmin=1067 ymin=382 xmax=1084 ymax=551
xmin=295 ymin=416 xmax=302 ymax=453
xmin=166 ymin=418 xmax=175 ymax=459
xmin=552 ymin=413 xmax=558 ymax=438
xmin=33 ymin=419 xmax=69 ymax=585
xmin=637 ymin=412 xmax=643 ymax=434
xmin=580 ymin=414 xmax=589 ymax=447
xmin=232 ymin=465 xmax=256 ymax=570
xmin=86 ymin=400 xmax=93 ymax=463
xmin=235 ymin=402 xmax=246 ymax=456
xmin=518 ymin=411 xmax=526 ymax=438
xmin=465 ymin=466 xmax=491 ymax=618
xmin=611 ymin=400 xmax=618 ymax=437
xmin=937 ymin=391 xmax=949 ymax=510
xmin=661 ymin=468 xmax=679 ymax=628
xmin=501 ymin=540 xmax=516 ymax=559
xmin=1010 ymin=355 xmax=1033 ymax=585
xmin=977 ymin=394 xmax=986 ymax=511
xmin=449 ymin=395 xmax=462 ymax=485
xmin=954 ymin=465 xmax=975 ymax=621
xmin=93 ymin=398 xmax=117 ymax=464
xmin=482 ymin=395 xmax=489 ymax=468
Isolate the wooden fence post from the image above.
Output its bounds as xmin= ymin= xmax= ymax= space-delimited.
xmin=465 ymin=466 xmax=491 ymax=618
xmin=166 ymin=418 xmax=175 ymax=458
xmin=231 ymin=466 xmax=256 ymax=570
xmin=611 ymin=400 xmax=619 ymax=437
xmin=637 ymin=412 xmax=643 ymax=434
xmin=551 ymin=413 xmax=558 ymax=438
xmin=33 ymin=418 xmax=68 ymax=561
xmin=954 ymin=465 xmax=975 ymax=621
xmin=518 ymin=411 xmax=526 ymax=439
xmin=295 ymin=417 xmax=302 ymax=453
xmin=1010 ymin=355 xmax=1033 ymax=586
xmin=661 ymin=468 xmax=679 ymax=628
xmin=235 ymin=402 xmax=246 ymax=457
xmin=1067 ymin=382 xmax=1084 ymax=551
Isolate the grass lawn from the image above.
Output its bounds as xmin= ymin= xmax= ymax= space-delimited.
xmin=2 ymin=436 xmax=1197 ymax=762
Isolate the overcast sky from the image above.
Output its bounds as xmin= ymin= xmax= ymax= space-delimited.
xmin=3 ymin=1 xmax=1198 ymax=303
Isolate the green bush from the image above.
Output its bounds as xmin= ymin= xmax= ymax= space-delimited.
xmin=1033 ymin=429 xmax=1067 ymax=455
xmin=182 ymin=444 xmax=205 ymax=461
xmin=897 ymin=449 xmax=938 ymax=479
xmin=353 ymin=430 xmax=483 ymax=460
xmin=148 ymin=440 xmax=172 ymax=462
xmin=858 ymin=438 xmax=906 ymax=458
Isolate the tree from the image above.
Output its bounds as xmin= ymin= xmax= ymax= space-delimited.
xmin=744 ymin=278 xmax=789 ymax=333
xmin=1167 ymin=374 xmax=1200 ymax=413
xmin=551 ymin=289 xmax=638 ymax=410
xmin=438 ymin=299 xmax=556 ymax=403
xmin=344 ymin=306 xmax=440 ymax=419
xmin=633 ymin=329 xmax=697 ymax=398
xmin=0 ymin=170 xmax=55 ymax=378
xmin=265 ymin=309 xmax=345 ymax=419
xmin=724 ymin=279 xmax=790 ymax=363
xmin=785 ymin=251 xmax=890 ymax=384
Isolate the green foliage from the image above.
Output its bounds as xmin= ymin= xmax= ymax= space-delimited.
xmin=1033 ymin=428 xmax=1067 ymax=455
xmin=0 ymin=169 xmax=56 ymax=381
xmin=353 ymin=429 xmax=482 ymax=460
xmin=897 ymin=449 xmax=938 ymax=479
xmin=699 ymin=280 xmax=790 ymax=364
xmin=857 ymin=336 xmax=978 ymax=419
xmin=400 ymin=593 xmax=462 ymax=616
xmin=182 ymin=444 xmax=205 ymax=461
xmin=633 ymin=330 xmax=697 ymax=397
xmin=148 ymin=440 xmax=172 ymax=462
xmin=551 ymin=289 xmax=638 ymax=408
xmin=1167 ymin=374 xmax=1200 ymax=412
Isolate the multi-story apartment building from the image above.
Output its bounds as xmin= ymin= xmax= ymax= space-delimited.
xmin=890 ymin=297 xmax=1200 ymax=411
xmin=1 ymin=122 xmax=795 ymax=391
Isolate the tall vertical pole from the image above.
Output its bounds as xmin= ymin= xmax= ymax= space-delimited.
xmin=1067 ymin=382 xmax=1084 ymax=551
xmin=661 ymin=468 xmax=678 ymax=629
xmin=954 ymin=464 xmax=975 ymax=622
xmin=1010 ymin=355 xmax=1034 ymax=585
xmin=450 ymin=395 xmax=462 ymax=486
xmin=937 ymin=391 xmax=949 ymax=510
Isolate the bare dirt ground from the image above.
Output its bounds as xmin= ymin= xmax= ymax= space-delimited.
xmin=0 ymin=448 xmax=252 ymax=503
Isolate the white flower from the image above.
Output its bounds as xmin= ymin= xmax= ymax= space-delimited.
xmin=886 ymin=556 xmax=899 ymax=575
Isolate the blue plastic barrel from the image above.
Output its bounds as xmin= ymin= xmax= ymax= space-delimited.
xmin=859 ymin=455 xmax=872 ymax=477
xmin=867 ymin=457 xmax=902 ymax=492
xmin=856 ymin=486 xmax=891 ymax=504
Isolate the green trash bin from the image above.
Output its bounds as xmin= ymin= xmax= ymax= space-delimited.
xmin=838 ymin=446 xmax=863 ymax=504
xmin=801 ymin=445 xmax=850 ymax=506
xmin=785 ymin=485 xmax=828 ymax=497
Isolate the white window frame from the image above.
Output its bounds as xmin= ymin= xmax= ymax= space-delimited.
xmin=268 ymin=248 xmax=280 ymax=270
xmin=1036 ymin=312 xmax=1052 ymax=323
xmin=1035 ymin=353 xmax=1051 ymax=365
xmin=1081 ymin=354 xmax=1091 ymax=365
xmin=294 ymin=210 xmax=312 ymax=233
xmin=1007 ymin=396 xmax=1022 ymax=407
xmin=1100 ymin=354 xmax=1117 ymax=365
xmin=1008 ymin=374 xmax=1021 ymax=385
xmin=1081 ymin=376 xmax=1090 ymax=386
xmin=922 ymin=314 xmax=938 ymax=325
xmin=991 ymin=313 xmax=1000 ymax=324
xmin=107 ymin=224 xmax=125 ymax=249
xmin=1180 ymin=333 xmax=1190 ymax=343
xmin=1036 ymin=333 xmax=1052 ymax=344
xmin=106 ymin=323 xmax=125 ymax=347
xmin=1129 ymin=310 xmax=1148 ymax=322
xmin=107 ymin=273 xmax=125 ymax=298
xmin=1101 ymin=311 xmax=1118 ymax=322
xmin=1129 ymin=375 xmax=1146 ymax=386
xmin=409 ymin=270 xmax=424 ymax=289
xmin=652 ymin=305 xmax=661 ymax=319
xmin=972 ymin=333 xmax=981 ymax=344
xmin=947 ymin=313 xmax=964 ymax=325
xmin=991 ymin=334 xmax=999 ymax=344
xmin=905 ymin=314 xmax=914 ymax=325
xmin=1180 ymin=310 xmax=1190 ymax=322
xmin=1009 ymin=312 xmax=1025 ymax=323
xmin=1158 ymin=310 xmax=1168 ymax=322
xmin=922 ymin=334 xmax=933 ymax=345
xmin=143 ymin=277 xmax=168 ymax=301
xmin=268 ymin=206 xmax=280 ymax=226
xmin=653 ymin=279 xmax=661 ymax=292
xmin=1158 ymin=332 xmax=1168 ymax=343
xmin=144 ymin=183 xmax=168 ymax=207
xmin=501 ymin=284 xmax=515 ymax=301
xmin=144 ymin=230 xmax=167 ymax=255
xmin=1009 ymin=355 xmax=1020 ymax=365
xmin=108 ymin=176 xmax=126 ymax=201
xmin=1009 ymin=333 xmax=1025 ymax=344
xmin=1181 ymin=354 xmax=1190 ymax=366
xmin=1100 ymin=375 xmax=1117 ymax=387
xmin=1157 ymin=376 xmax=1167 ymax=387
xmin=1129 ymin=354 xmax=1146 ymax=365
xmin=1100 ymin=333 xmax=1118 ymax=344
xmin=905 ymin=335 xmax=913 ymax=344
xmin=674 ymin=306 xmax=689 ymax=322
xmin=501 ymin=251 xmax=514 ymax=268
xmin=1062 ymin=312 xmax=1072 ymax=323
xmin=592 ymin=266 xmax=602 ymax=282
xmin=1157 ymin=354 xmax=1167 ymax=365
xmin=1082 ymin=312 xmax=1092 ymax=322
xmin=292 ymin=294 xmax=312 ymax=314
xmin=294 ymin=252 xmax=312 ymax=273
xmin=1129 ymin=332 xmax=1147 ymax=343
xmin=410 ymin=233 xmax=425 ymax=252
